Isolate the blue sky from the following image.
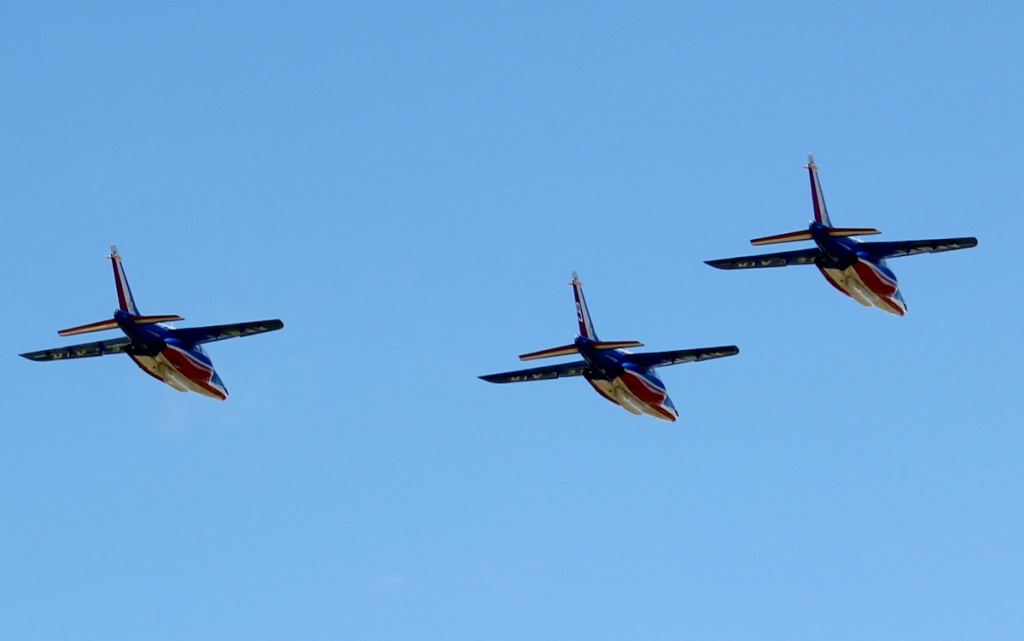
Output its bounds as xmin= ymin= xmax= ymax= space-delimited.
xmin=1 ymin=2 xmax=1021 ymax=639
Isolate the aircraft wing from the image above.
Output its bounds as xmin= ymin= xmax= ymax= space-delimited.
xmin=630 ymin=345 xmax=739 ymax=369
xmin=479 ymin=360 xmax=589 ymax=383
xmin=860 ymin=237 xmax=978 ymax=259
xmin=171 ymin=319 xmax=284 ymax=345
xmin=20 ymin=337 xmax=133 ymax=361
xmin=705 ymin=248 xmax=821 ymax=269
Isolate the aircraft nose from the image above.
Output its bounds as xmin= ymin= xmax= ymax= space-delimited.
xmin=660 ymin=397 xmax=679 ymax=422
xmin=210 ymin=372 xmax=229 ymax=400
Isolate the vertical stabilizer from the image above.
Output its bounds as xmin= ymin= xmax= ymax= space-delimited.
xmin=570 ymin=272 xmax=598 ymax=340
xmin=109 ymin=245 xmax=140 ymax=315
xmin=806 ymin=154 xmax=833 ymax=226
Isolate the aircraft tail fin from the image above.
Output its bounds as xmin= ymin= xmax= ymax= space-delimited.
xmin=110 ymin=245 xmax=141 ymax=315
xmin=519 ymin=340 xmax=644 ymax=361
xmin=55 ymin=248 xmax=179 ymax=336
xmin=516 ymin=273 xmax=642 ymax=361
xmin=806 ymin=154 xmax=833 ymax=226
xmin=570 ymin=271 xmax=598 ymax=340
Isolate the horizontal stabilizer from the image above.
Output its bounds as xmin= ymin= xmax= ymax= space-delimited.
xmin=133 ymin=314 xmax=184 ymax=325
xmin=750 ymin=227 xmax=883 ymax=246
xmin=170 ymin=319 xmax=284 ymax=345
xmin=480 ymin=360 xmax=589 ymax=383
xmin=705 ymin=248 xmax=821 ymax=269
xmin=591 ymin=340 xmax=644 ymax=351
xmin=630 ymin=345 xmax=739 ymax=369
xmin=519 ymin=343 xmax=578 ymax=361
xmin=751 ymin=230 xmax=813 ymax=245
xmin=826 ymin=227 xmax=881 ymax=238
xmin=21 ymin=337 xmax=133 ymax=361
xmin=519 ymin=339 xmax=644 ymax=361
xmin=58 ymin=319 xmax=119 ymax=336
xmin=57 ymin=314 xmax=184 ymax=336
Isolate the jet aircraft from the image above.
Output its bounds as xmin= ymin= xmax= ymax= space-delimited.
xmin=479 ymin=273 xmax=738 ymax=421
xmin=705 ymin=155 xmax=978 ymax=316
xmin=20 ymin=245 xmax=283 ymax=399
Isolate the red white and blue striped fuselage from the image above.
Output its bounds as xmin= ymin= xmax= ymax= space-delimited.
xmin=809 ymin=222 xmax=907 ymax=316
xmin=115 ymin=311 xmax=229 ymax=399
xmin=576 ymin=337 xmax=679 ymax=422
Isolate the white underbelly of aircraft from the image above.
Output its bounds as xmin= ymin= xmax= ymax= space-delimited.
xmin=132 ymin=353 xmax=215 ymax=396
xmin=821 ymin=266 xmax=877 ymax=308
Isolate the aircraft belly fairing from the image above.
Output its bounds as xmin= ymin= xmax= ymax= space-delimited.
xmin=817 ymin=263 xmax=906 ymax=315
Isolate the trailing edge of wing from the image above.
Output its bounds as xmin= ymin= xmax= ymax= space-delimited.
xmin=20 ymin=337 xmax=133 ymax=361
xmin=861 ymin=237 xmax=978 ymax=259
xmin=170 ymin=319 xmax=284 ymax=345
xmin=705 ymin=248 xmax=822 ymax=269
xmin=630 ymin=345 xmax=739 ymax=369
xmin=479 ymin=360 xmax=589 ymax=383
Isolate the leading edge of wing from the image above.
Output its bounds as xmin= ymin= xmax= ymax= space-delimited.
xmin=171 ymin=319 xmax=284 ymax=345
xmin=479 ymin=360 xmax=589 ymax=383
xmin=860 ymin=236 xmax=978 ymax=259
xmin=705 ymin=247 xmax=821 ymax=269
xmin=629 ymin=345 xmax=739 ymax=369
xmin=20 ymin=337 xmax=133 ymax=361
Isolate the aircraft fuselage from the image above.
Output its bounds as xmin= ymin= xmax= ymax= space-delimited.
xmin=114 ymin=310 xmax=228 ymax=399
xmin=808 ymin=222 xmax=907 ymax=316
xmin=575 ymin=336 xmax=678 ymax=421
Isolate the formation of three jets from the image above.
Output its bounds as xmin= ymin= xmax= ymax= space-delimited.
xmin=22 ymin=157 xmax=976 ymax=416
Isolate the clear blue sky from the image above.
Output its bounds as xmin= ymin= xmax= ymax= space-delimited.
xmin=2 ymin=2 xmax=1021 ymax=639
